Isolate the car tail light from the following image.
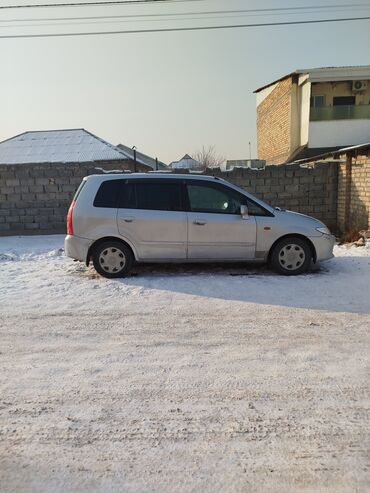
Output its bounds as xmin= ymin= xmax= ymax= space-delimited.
xmin=67 ymin=200 xmax=76 ymax=235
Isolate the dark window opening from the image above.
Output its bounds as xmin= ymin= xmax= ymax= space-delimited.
xmin=333 ymin=96 xmax=355 ymax=106
xmin=246 ymin=199 xmax=270 ymax=217
xmin=93 ymin=180 xmax=121 ymax=208
xmin=117 ymin=182 xmax=136 ymax=209
xmin=136 ymin=183 xmax=182 ymax=211
xmin=118 ymin=182 xmax=183 ymax=211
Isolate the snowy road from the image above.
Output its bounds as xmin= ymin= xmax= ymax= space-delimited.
xmin=0 ymin=236 xmax=369 ymax=492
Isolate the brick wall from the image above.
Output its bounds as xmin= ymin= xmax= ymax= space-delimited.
xmin=257 ymin=77 xmax=293 ymax=164
xmin=0 ymin=160 xmax=148 ymax=235
xmin=337 ymin=152 xmax=370 ymax=234
xmin=350 ymin=154 xmax=370 ymax=230
xmin=337 ymin=160 xmax=347 ymax=232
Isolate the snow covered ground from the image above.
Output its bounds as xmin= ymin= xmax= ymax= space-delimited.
xmin=0 ymin=235 xmax=369 ymax=315
xmin=0 ymin=235 xmax=369 ymax=492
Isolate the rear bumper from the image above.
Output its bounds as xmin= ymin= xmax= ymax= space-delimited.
xmin=64 ymin=235 xmax=92 ymax=262
xmin=310 ymin=233 xmax=336 ymax=263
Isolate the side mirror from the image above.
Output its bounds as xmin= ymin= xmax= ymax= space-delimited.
xmin=240 ymin=205 xmax=249 ymax=219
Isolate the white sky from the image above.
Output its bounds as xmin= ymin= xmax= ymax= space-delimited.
xmin=1 ymin=0 xmax=370 ymax=163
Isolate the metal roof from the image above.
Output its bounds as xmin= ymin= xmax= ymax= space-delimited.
xmin=170 ymin=154 xmax=203 ymax=170
xmin=0 ymin=129 xmax=139 ymax=165
xmin=295 ymin=142 xmax=370 ymax=164
xmin=117 ymin=143 xmax=167 ymax=170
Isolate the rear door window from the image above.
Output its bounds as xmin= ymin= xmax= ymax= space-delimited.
xmin=117 ymin=182 xmax=136 ymax=209
xmin=118 ymin=181 xmax=183 ymax=211
xmin=136 ymin=183 xmax=183 ymax=211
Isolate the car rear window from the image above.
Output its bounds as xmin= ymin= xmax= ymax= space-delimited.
xmin=93 ymin=180 xmax=121 ymax=208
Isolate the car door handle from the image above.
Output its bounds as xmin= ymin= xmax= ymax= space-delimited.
xmin=193 ymin=220 xmax=206 ymax=226
xmin=121 ymin=217 xmax=134 ymax=223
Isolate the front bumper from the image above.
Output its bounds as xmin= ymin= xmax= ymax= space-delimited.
xmin=310 ymin=233 xmax=336 ymax=263
xmin=64 ymin=235 xmax=92 ymax=262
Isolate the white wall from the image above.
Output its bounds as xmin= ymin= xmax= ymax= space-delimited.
xmin=309 ymin=120 xmax=370 ymax=147
xmin=300 ymin=81 xmax=311 ymax=146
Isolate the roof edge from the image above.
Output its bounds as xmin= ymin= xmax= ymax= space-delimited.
xmin=254 ymin=65 xmax=370 ymax=93
xmin=295 ymin=142 xmax=370 ymax=164
xmin=254 ymin=71 xmax=300 ymax=94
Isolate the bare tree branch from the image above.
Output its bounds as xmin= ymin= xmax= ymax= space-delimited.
xmin=192 ymin=145 xmax=225 ymax=170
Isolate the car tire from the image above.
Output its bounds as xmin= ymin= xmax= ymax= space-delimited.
xmin=270 ymin=237 xmax=312 ymax=276
xmin=92 ymin=241 xmax=133 ymax=278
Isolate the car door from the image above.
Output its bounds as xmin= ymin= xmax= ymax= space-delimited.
xmin=186 ymin=180 xmax=257 ymax=260
xmin=117 ymin=179 xmax=187 ymax=260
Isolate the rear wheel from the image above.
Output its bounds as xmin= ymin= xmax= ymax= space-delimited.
xmin=92 ymin=241 xmax=133 ymax=278
xmin=270 ymin=237 xmax=312 ymax=275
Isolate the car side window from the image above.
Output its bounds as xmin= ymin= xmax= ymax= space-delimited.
xmin=246 ymin=199 xmax=271 ymax=217
xmin=136 ymin=183 xmax=183 ymax=211
xmin=93 ymin=180 xmax=121 ymax=208
xmin=118 ymin=182 xmax=183 ymax=212
xmin=186 ymin=183 xmax=244 ymax=215
xmin=117 ymin=182 xmax=136 ymax=209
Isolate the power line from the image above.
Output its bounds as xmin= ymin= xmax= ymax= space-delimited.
xmin=1 ymin=3 xmax=369 ymax=23
xmin=0 ymin=15 xmax=369 ymax=39
xmin=3 ymin=7 xmax=370 ymax=29
xmin=0 ymin=0 xmax=205 ymax=9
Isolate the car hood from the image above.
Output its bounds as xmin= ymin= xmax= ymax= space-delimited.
xmin=274 ymin=209 xmax=327 ymax=230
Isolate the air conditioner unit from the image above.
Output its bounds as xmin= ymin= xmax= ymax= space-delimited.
xmin=352 ymin=80 xmax=368 ymax=92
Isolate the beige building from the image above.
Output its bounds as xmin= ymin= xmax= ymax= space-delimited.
xmin=254 ymin=66 xmax=370 ymax=164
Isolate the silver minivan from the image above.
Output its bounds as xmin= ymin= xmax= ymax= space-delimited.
xmin=65 ymin=173 xmax=335 ymax=278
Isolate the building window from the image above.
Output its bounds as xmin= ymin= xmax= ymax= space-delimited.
xmin=310 ymin=95 xmax=325 ymax=107
xmin=333 ymin=96 xmax=355 ymax=106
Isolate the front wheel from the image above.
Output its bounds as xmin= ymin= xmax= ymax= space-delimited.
xmin=92 ymin=241 xmax=133 ymax=278
xmin=270 ymin=237 xmax=312 ymax=275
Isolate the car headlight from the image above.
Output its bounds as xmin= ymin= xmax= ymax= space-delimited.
xmin=316 ymin=227 xmax=331 ymax=235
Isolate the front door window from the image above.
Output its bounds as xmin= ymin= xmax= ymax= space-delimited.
xmin=187 ymin=183 xmax=243 ymax=214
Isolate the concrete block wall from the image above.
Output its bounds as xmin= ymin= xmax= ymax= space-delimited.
xmin=0 ymin=160 xmax=146 ymax=235
xmin=206 ymin=162 xmax=338 ymax=232
xmin=0 ymin=160 xmax=344 ymax=236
